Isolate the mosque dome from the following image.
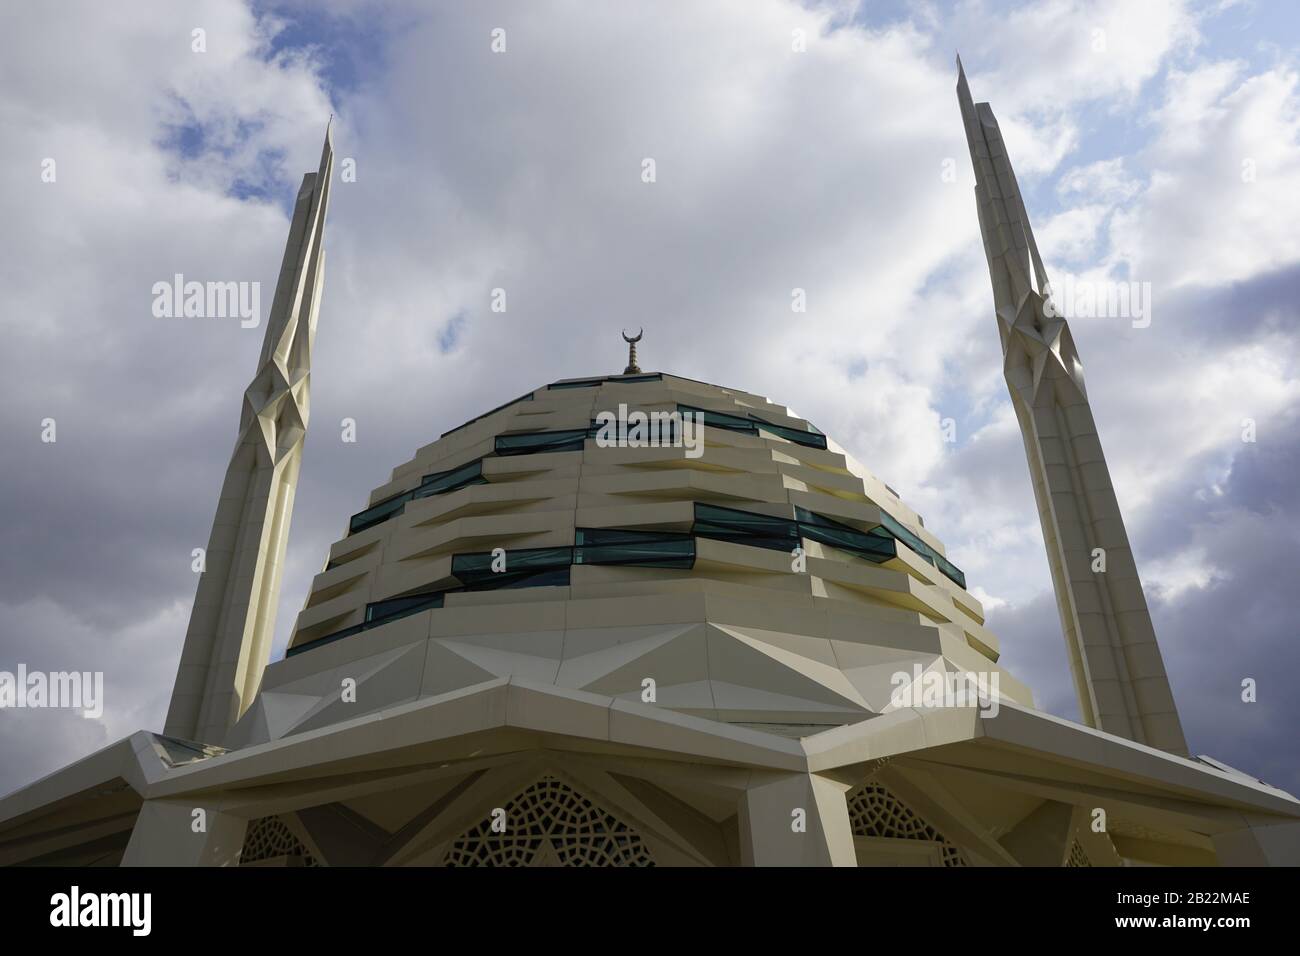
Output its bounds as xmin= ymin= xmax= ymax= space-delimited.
xmin=247 ymin=369 xmax=1030 ymax=748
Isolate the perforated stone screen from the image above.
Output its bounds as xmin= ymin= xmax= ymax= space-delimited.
xmin=443 ymin=776 xmax=655 ymax=867
xmin=848 ymin=781 xmax=967 ymax=867
xmin=240 ymin=816 xmax=319 ymax=866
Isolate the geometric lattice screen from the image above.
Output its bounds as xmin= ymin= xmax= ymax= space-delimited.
xmin=240 ymin=815 xmax=320 ymax=867
xmin=1066 ymin=840 xmax=1092 ymax=867
xmin=847 ymin=781 xmax=967 ymax=867
xmin=442 ymin=776 xmax=656 ymax=867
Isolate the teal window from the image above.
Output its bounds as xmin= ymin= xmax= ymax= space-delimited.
xmin=589 ymin=413 xmax=680 ymax=446
xmin=678 ymin=404 xmax=759 ymax=436
xmin=611 ymin=373 xmax=662 ymax=383
xmin=677 ymin=404 xmax=826 ymax=449
xmin=349 ymin=493 xmax=411 ymax=535
xmin=932 ymin=553 xmax=966 ymax=590
xmin=452 ymin=546 xmax=574 ymax=590
xmin=548 ymin=378 xmax=604 ymax=390
xmin=285 ymin=622 xmax=365 ymax=657
xmin=874 ymin=511 xmax=966 ymax=589
xmin=412 ymin=459 xmax=486 ymax=500
xmin=691 ymin=502 xmax=963 ymax=587
xmin=365 ymin=590 xmax=445 ymax=624
xmin=575 ymin=528 xmax=695 ymax=569
xmin=548 ymin=373 xmax=663 ymax=389
xmin=349 ymin=458 xmax=487 ymax=535
xmin=287 ymin=590 xmax=445 ymax=658
xmin=692 ymin=502 xmax=800 ymax=552
xmin=794 ymin=507 xmax=896 ymax=563
xmin=749 ymin=414 xmax=828 ymax=449
xmin=494 ymin=429 xmax=589 ymax=456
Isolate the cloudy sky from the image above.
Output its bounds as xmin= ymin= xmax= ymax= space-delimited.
xmin=2 ymin=0 xmax=1298 ymax=797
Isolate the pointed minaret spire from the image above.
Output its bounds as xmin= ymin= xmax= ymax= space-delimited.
xmin=622 ymin=328 xmax=643 ymax=374
xmin=956 ymin=62 xmax=1188 ymax=755
xmin=165 ymin=124 xmax=334 ymax=744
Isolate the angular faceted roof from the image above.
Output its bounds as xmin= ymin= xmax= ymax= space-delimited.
xmin=232 ymin=371 xmax=1025 ymax=750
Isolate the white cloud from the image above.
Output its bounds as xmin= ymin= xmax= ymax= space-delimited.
xmin=1144 ymin=547 xmax=1219 ymax=600
xmin=1057 ymin=157 xmax=1141 ymax=203
xmin=1036 ymin=204 xmax=1110 ymax=263
xmin=969 ymin=585 xmax=1008 ymax=612
xmin=1109 ymin=61 xmax=1300 ymax=288
xmin=966 ymin=0 xmax=1200 ymax=110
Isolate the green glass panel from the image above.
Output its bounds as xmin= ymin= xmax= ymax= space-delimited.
xmin=932 ymin=554 xmax=966 ymax=590
xmin=285 ymin=622 xmax=366 ymax=657
xmin=875 ymin=511 xmax=967 ymax=588
xmin=349 ymin=490 xmax=413 ymax=535
xmin=610 ymin=373 xmax=663 ymax=383
xmin=588 ymin=415 xmax=680 ymax=444
xmin=365 ymin=591 xmax=445 ymax=624
xmin=287 ymin=590 xmax=445 ymax=657
xmin=575 ymin=528 xmax=695 ymax=568
xmin=750 ymin=415 xmax=828 ymax=449
xmin=452 ymin=546 xmax=574 ymax=589
xmin=351 ymin=459 xmax=490 ymax=534
xmin=414 ymin=459 xmax=485 ymax=499
xmin=794 ymin=507 xmax=896 ymax=562
xmin=677 ymin=404 xmax=759 ymax=435
xmin=494 ymin=429 xmax=588 ymax=456
xmin=548 ymin=378 xmax=604 ymax=390
xmin=693 ymin=502 xmax=799 ymax=552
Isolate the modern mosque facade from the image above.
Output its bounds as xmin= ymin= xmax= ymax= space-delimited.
xmin=1 ymin=70 xmax=1297 ymax=868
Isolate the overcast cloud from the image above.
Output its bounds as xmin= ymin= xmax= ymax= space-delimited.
xmin=1 ymin=0 xmax=1298 ymax=796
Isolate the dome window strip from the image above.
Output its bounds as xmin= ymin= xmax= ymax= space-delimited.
xmin=348 ymin=459 xmax=487 ymax=535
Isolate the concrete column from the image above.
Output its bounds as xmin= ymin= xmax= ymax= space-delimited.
xmin=739 ymin=772 xmax=855 ymax=867
xmin=121 ymin=799 xmax=247 ymax=867
xmin=999 ymin=800 xmax=1077 ymax=866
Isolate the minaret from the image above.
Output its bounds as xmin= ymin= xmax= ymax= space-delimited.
xmin=956 ymin=61 xmax=1188 ymax=755
xmin=165 ymin=125 xmax=334 ymax=744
